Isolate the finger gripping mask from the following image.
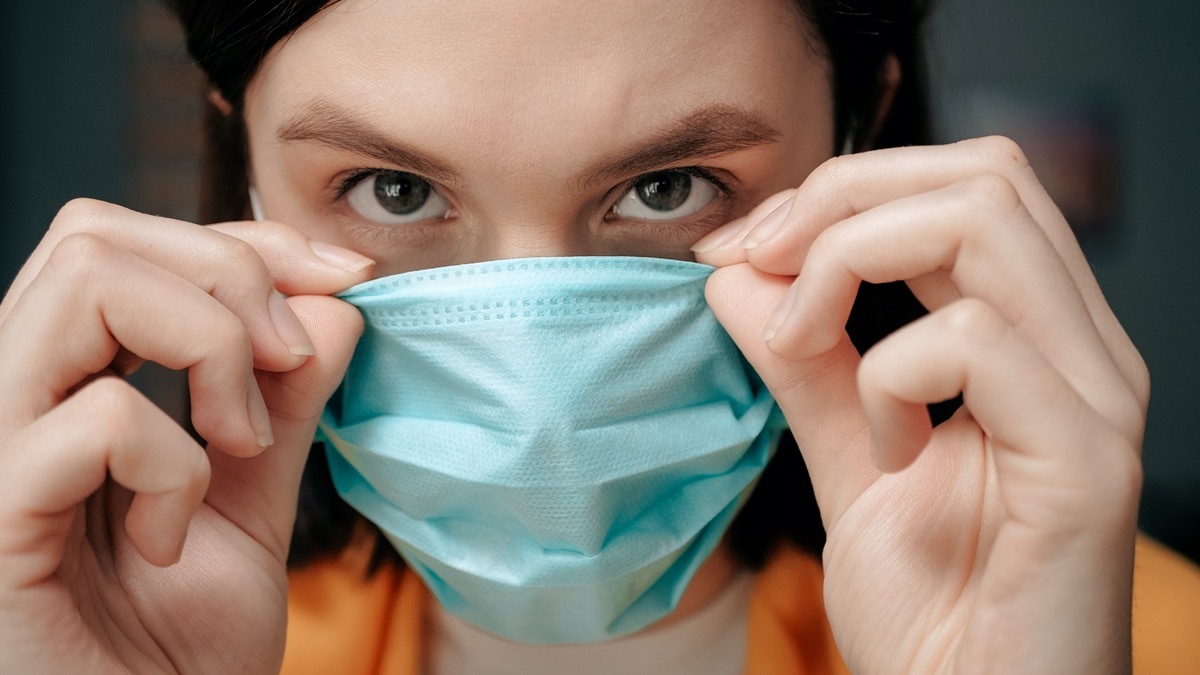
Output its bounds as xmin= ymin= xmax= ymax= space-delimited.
xmin=318 ymin=256 xmax=785 ymax=644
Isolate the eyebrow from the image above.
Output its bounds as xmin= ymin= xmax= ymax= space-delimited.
xmin=576 ymin=105 xmax=781 ymax=189
xmin=276 ymin=101 xmax=781 ymax=190
xmin=278 ymin=101 xmax=464 ymax=185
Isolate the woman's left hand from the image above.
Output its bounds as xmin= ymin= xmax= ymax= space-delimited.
xmin=693 ymin=136 xmax=1148 ymax=674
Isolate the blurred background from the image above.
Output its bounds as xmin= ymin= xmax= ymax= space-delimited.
xmin=2 ymin=0 xmax=1197 ymax=561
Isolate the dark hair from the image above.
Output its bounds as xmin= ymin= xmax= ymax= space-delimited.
xmin=171 ymin=0 xmax=943 ymax=573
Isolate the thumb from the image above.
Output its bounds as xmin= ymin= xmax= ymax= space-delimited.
xmin=706 ymin=263 xmax=876 ymax=521
xmin=205 ymin=294 xmax=364 ymax=560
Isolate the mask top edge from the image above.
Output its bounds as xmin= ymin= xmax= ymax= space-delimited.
xmin=338 ymin=256 xmax=716 ymax=300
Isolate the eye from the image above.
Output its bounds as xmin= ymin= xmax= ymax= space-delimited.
xmin=344 ymin=170 xmax=450 ymax=224
xmin=612 ymin=169 xmax=719 ymax=221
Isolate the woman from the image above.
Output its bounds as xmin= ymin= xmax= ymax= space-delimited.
xmin=1 ymin=0 xmax=1197 ymax=673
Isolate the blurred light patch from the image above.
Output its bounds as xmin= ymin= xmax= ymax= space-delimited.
xmin=945 ymin=90 xmax=1121 ymax=239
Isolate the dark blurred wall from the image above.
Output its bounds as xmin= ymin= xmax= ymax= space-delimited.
xmin=1 ymin=0 xmax=198 ymax=426
xmin=1 ymin=1 xmax=1197 ymax=559
xmin=0 ymin=0 xmax=130 ymax=284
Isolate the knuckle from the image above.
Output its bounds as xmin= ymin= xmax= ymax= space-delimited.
xmin=188 ymin=404 xmax=224 ymax=445
xmin=1112 ymin=394 xmax=1148 ymax=444
xmin=1119 ymin=442 xmax=1145 ymax=496
xmin=961 ymin=173 xmax=1022 ymax=214
xmin=1090 ymin=431 xmax=1144 ymax=510
xmin=247 ymin=219 xmax=293 ymax=252
xmin=1125 ymin=353 xmax=1151 ymax=409
xmin=972 ymin=135 xmax=1031 ymax=171
xmin=939 ymin=298 xmax=1008 ymax=345
xmin=856 ymin=347 xmax=887 ymax=394
xmin=80 ymin=376 xmax=145 ymax=433
xmin=48 ymin=198 xmax=112 ymax=237
xmin=183 ymin=451 xmax=214 ymax=501
xmin=44 ymin=232 xmax=115 ymax=280
xmin=220 ymin=236 xmax=275 ymax=292
xmin=806 ymin=226 xmax=842 ymax=262
xmin=810 ymin=153 xmax=854 ymax=186
xmin=208 ymin=308 xmax=253 ymax=355
xmin=223 ymin=237 xmax=263 ymax=269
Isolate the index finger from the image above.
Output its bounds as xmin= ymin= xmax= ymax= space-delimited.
xmin=1 ymin=199 xmax=375 ymax=371
xmin=728 ymin=139 xmax=1146 ymax=402
xmin=704 ymin=262 xmax=878 ymax=521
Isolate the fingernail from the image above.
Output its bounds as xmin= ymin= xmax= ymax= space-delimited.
xmin=246 ymin=372 xmax=274 ymax=448
xmin=740 ymin=200 xmax=792 ymax=250
xmin=268 ymin=292 xmax=316 ymax=356
xmin=309 ymin=240 xmax=375 ymax=273
xmin=762 ymin=280 xmax=802 ymax=342
xmin=691 ymin=217 xmax=750 ymax=253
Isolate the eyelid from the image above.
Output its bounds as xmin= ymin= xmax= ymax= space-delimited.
xmin=335 ymin=167 xmax=456 ymax=230
xmin=333 ymin=167 xmax=457 ymax=210
xmin=647 ymin=166 xmax=734 ymax=197
xmin=333 ymin=165 xmax=736 ymax=220
xmin=334 ymin=167 xmax=397 ymax=200
xmin=606 ymin=166 xmax=736 ymax=218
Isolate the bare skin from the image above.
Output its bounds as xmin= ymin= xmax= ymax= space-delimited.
xmin=0 ymin=0 xmax=1144 ymax=673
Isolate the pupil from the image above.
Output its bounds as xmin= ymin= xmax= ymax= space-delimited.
xmin=374 ymin=171 xmax=431 ymax=215
xmin=636 ymin=171 xmax=691 ymax=211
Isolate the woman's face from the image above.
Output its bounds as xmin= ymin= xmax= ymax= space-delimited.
xmin=244 ymin=0 xmax=833 ymax=276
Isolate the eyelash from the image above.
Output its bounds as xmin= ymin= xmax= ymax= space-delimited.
xmin=647 ymin=166 xmax=734 ymax=198
xmin=332 ymin=168 xmax=397 ymax=201
xmin=331 ymin=166 xmax=737 ymax=216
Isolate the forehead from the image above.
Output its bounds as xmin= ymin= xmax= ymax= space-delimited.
xmin=250 ymin=0 xmax=826 ymax=138
xmin=285 ymin=0 xmax=816 ymax=78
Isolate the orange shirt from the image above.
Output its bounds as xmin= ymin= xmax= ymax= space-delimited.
xmin=282 ymin=535 xmax=1200 ymax=674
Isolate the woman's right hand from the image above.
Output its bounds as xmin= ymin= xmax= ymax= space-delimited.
xmin=0 ymin=199 xmax=374 ymax=674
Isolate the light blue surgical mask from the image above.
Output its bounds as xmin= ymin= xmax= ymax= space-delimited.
xmin=317 ymin=256 xmax=785 ymax=644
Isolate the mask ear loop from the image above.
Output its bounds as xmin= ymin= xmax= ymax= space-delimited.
xmin=248 ymin=185 xmax=266 ymax=222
